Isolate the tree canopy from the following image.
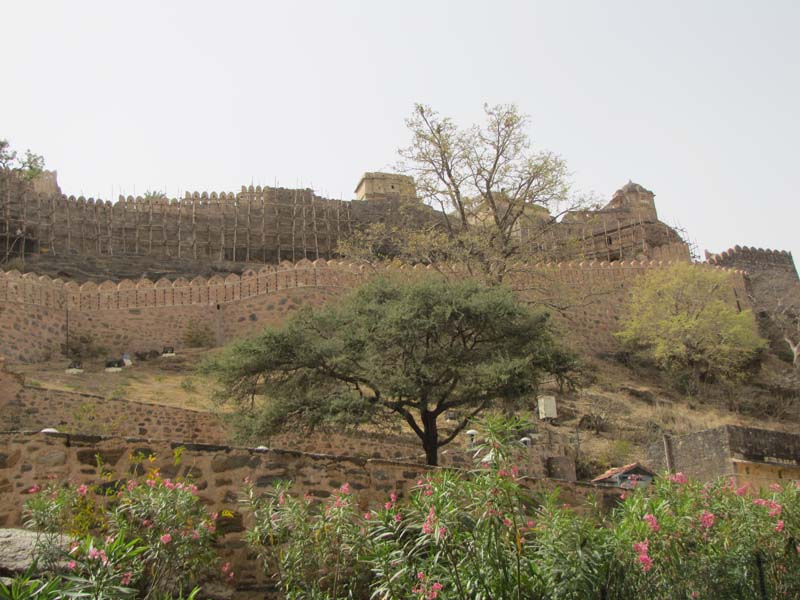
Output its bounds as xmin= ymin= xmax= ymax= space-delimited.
xmin=0 ymin=138 xmax=45 ymax=179
xmin=339 ymin=104 xmax=576 ymax=283
xmin=616 ymin=263 xmax=766 ymax=390
xmin=204 ymin=275 xmax=575 ymax=465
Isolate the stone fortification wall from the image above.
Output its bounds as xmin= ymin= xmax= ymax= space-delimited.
xmin=0 ymin=171 xmax=438 ymax=264
xmin=707 ymin=245 xmax=799 ymax=281
xmin=0 ymin=369 xmax=570 ymax=476
xmin=0 ymin=259 xmax=749 ymax=362
xmin=0 ymin=377 xmax=227 ymax=443
xmin=646 ymin=426 xmax=800 ymax=488
xmin=0 ymin=431 xmax=617 ymax=590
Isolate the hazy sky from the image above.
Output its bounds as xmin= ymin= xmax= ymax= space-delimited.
xmin=2 ymin=1 xmax=798 ymax=260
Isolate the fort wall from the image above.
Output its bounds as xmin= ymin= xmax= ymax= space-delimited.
xmin=707 ymin=245 xmax=799 ymax=281
xmin=0 ymin=376 xmax=228 ymax=443
xmin=0 ymin=259 xmax=749 ymax=362
xmin=0 ymin=431 xmax=619 ymax=588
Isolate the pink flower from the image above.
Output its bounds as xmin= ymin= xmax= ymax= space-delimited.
xmin=699 ymin=511 xmax=715 ymax=529
xmin=160 ymin=533 xmax=172 ymax=544
xmin=735 ymin=484 xmax=749 ymax=496
xmin=76 ymin=484 xmax=89 ymax=496
xmin=669 ymin=472 xmax=688 ymax=485
xmin=633 ymin=540 xmax=649 ymax=555
xmin=394 ymin=513 xmax=402 ymax=522
xmin=364 ymin=512 xmax=372 ymax=520
xmin=643 ymin=514 xmax=660 ymax=532
xmin=776 ymin=520 xmax=785 ymax=533
xmin=340 ymin=482 xmax=351 ymax=494
xmin=418 ymin=571 xmax=425 ymax=580
xmin=769 ymin=483 xmax=782 ymax=492
xmin=212 ymin=512 xmax=219 ymax=521
xmin=27 ymin=484 xmax=40 ymax=494
xmin=228 ymin=571 xmax=235 ymax=580
xmin=503 ymin=518 xmax=513 ymax=527
xmin=384 ymin=501 xmax=393 ymax=510
xmin=66 ymin=560 xmax=76 ymax=570
xmin=691 ymin=592 xmax=699 ymax=598
xmin=638 ymin=553 xmax=653 ymax=572
xmin=390 ymin=491 xmax=398 ymax=503
xmin=221 ymin=562 xmax=231 ymax=574
xmin=88 ymin=548 xmax=101 ymax=560
xmin=121 ymin=571 xmax=133 ymax=585
xmin=439 ymin=526 xmax=446 ymax=537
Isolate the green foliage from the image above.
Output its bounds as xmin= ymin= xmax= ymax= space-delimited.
xmin=108 ymin=467 xmax=218 ymax=596
xmin=616 ymin=263 xmax=766 ymax=392
xmin=182 ymin=320 xmax=215 ymax=348
xmin=0 ymin=138 xmax=45 ymax=179
xmin=22 ymin=459 xmax=219 ymax=599
xmin=241 ymin=423 xmax=800 ymax=599
xmin=0 ymin=566 xmax=66 ymax=600
xmin=204 ymin=275 xmax=575 ymax=465
xmin=179 ymin=377 xmax=196 ymax=394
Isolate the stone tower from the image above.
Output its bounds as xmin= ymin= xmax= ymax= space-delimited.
xmin=354 ymin=172 xmax=416 ymax=201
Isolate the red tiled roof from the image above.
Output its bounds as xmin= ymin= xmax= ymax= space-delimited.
xmin=591 ymin=461 xmax=655 ymax=483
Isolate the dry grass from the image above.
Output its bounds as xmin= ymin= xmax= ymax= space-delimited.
xmin=10 ymin=348 xmax=222 ymax=412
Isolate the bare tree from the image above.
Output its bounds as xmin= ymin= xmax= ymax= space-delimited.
xmin=396 ymin=104 xmax=572 ymax=282
xmin=771 ymin=286 xmax=800 ymax=369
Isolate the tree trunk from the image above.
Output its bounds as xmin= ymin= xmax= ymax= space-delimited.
xmin=786 ymin=336 xmax=799 ymax=369
xmin=421 ymin=410 xmax=439 ymax=466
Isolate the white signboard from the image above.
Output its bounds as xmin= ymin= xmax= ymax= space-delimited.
xmin=538 ymin=395 xmax=557 ymax=420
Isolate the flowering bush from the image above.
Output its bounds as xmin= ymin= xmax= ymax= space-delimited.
xmin=243 ymin=424 xmax=800 ymax=599
xmin=22 ymin=451 xmax=219 ymax=599
xmin=107 ymin=467 xmax=218 ymax=597
xmin=61 ymin=534 xmax=145 ymax=599
xmin=243 ymin=480 xmax=371 ymax=599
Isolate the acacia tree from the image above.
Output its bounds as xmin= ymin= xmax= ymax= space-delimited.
xmin=339 ymin=104 xmax=573 ymax=282
xmin=616 ymin=263 xmax=766 ymax=391
xmin=203 ymin=275 xmax=575 ymax=466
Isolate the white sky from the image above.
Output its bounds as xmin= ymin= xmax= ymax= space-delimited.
xmin=2 ymin=1 xmax=798 ymax=260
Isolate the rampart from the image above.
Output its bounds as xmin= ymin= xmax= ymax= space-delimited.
xmin=0 ymin=171 xmax=439 ymax=264
xmin=0 ymin=370 xmax=227 ymax=442
xmin=706 ymin=245 xmax=799 ymax=280
xmin=0 ymin=258 xmax=749 ymax=363
xmin=0 ymin=431 xmax=619 ymax=590
xmin=646 ymin=426 xmax=800 ymax=489
xmin=2 ymin=171 xmax=692 ymax=272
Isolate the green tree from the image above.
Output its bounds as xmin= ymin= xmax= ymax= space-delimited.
xmin=616 ymin=263 xmax=766 ymax=390
xmin=0 ymin=138 xmax=44 ymax=179
xmin=204 ymin=275 xmax=575 ymax=465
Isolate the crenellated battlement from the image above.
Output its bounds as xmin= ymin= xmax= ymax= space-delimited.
xmin=0 ymin=257 xmax=748 ymax=313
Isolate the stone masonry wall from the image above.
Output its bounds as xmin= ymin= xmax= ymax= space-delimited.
xmin=1 ymin=382 xmax=228 ymax=443
xmin=0 ymin=372 xmax=571 ymax=476
xmin=0 ymin=259 xmax=750 ymax=362
xmin=646 ymin=428 xmax=732 ymax=482
xmin=647 ymin=426 xmax=800 ymax=489
xmin=0 ymin=431 xmax=617 ymax=593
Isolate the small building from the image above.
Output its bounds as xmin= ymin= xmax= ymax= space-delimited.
xmin=646 ymin=425 xmax=800 ymax=489
xmin=354 ymin=172 xmax=416 ymax=201
xmin=592 ymin=462 xmax=655 ymax=489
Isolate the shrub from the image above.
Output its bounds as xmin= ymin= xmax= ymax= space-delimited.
xmin=616 ymin=263 xmax=766 ymax=393
xmin=182 ymin=320 xmax=215 ymax=348
xmin=242 ymin=421 xmax=800 ymax=599
xmin=22 ymin=452 xmax=220 ymax=599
